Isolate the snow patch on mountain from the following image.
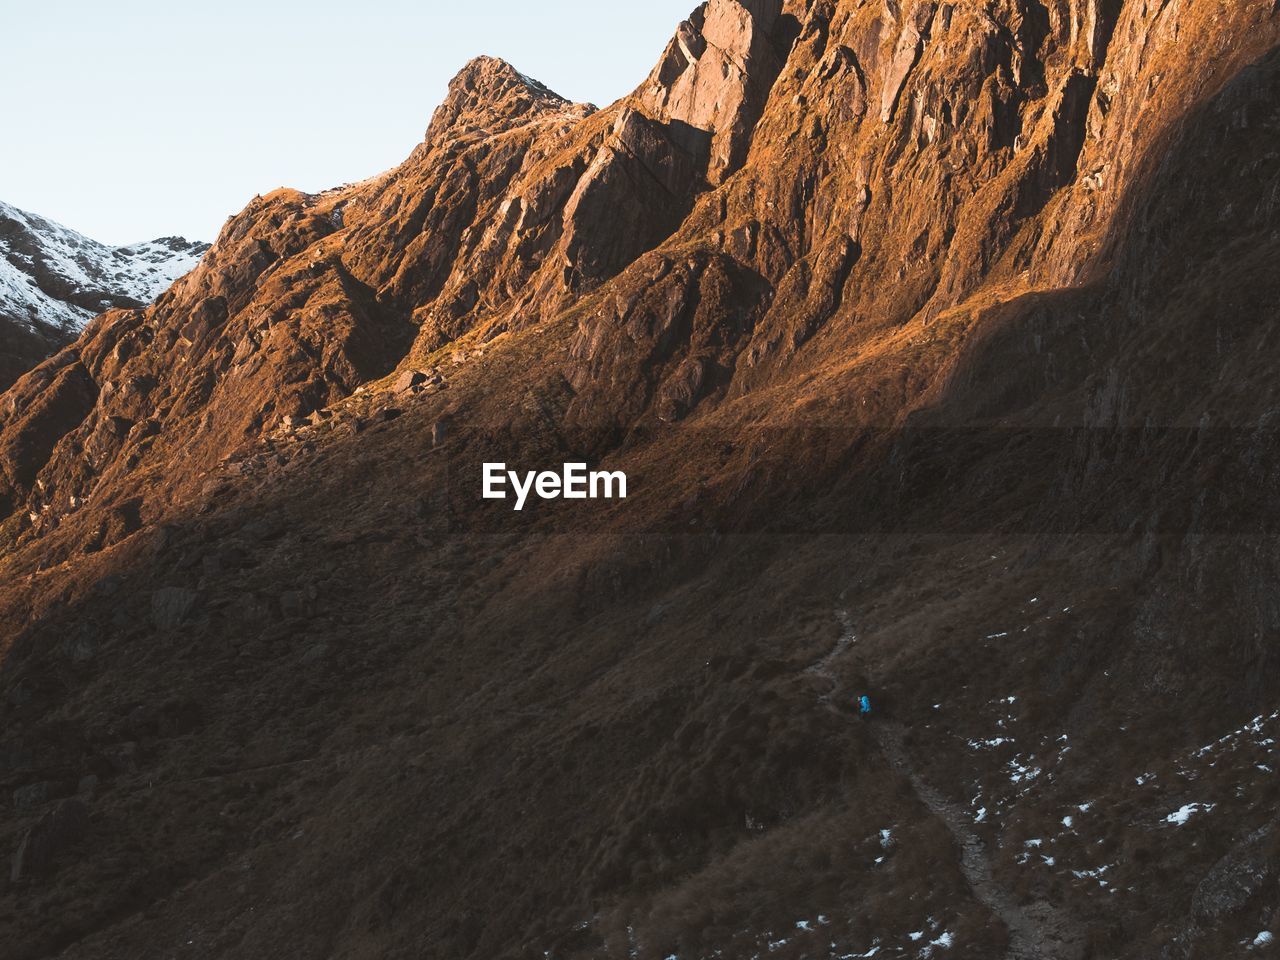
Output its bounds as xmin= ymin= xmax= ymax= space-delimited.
xmin=0 ymin=200 xmax=208 ymax=338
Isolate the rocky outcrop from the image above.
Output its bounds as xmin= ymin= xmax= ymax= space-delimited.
xmin=9 ymin=798 xmax=88 ymax=883
xmin=566 ymin=250 xmax=767 ymax=426
xmin=879 ymin=2 xmax=935 ymax=123
xmin=637 ymin=0 xmax=788 ymax=182
xmin=1156 ymin=823 xmax=1280 ymax=959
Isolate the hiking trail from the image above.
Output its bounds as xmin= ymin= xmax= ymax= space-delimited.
xmin=873 ymin=721 xmax=1086 ymax=960
xmin=804 ymin=607 xmax=857 ymax=705
xmin=806 ymin=611 xmax=1085 ymax=960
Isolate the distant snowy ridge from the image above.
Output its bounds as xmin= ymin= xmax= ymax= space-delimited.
xmin=0 ymin=200 xmax=208 ymax=339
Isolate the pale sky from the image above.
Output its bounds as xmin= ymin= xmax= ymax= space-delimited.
xmin=0 ymin=0 xmax=696 ymax=245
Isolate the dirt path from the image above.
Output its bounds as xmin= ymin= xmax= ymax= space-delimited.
xmin=803 ymin=611 xmax=1083 ymax=959
xmin=873 ymin=720 xmax=1085 ymax=960
xmin=804 ymin=607 xmax=857 ymax=705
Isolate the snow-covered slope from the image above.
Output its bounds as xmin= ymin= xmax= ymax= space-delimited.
xmin=0 ymin=200 xmax=208 ymax=338
xmin=0 ymin=200 xmax=208 ymax=389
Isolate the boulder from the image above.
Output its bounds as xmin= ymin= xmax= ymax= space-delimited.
xmin=103 ymin=741 xmax=138 ymax=774
xmin=10 ymin=798 xmax=89 ymax=882
xmin=1191 ymin=824 xmax=1279 ymax=923
xmin=278 ymin=589 xmax=308 ymax=620
xmin=301 ymin=642 xmax=329 ymax=665
xmin=394 ymin=370 xmax=428 ymax=393
xmin=151 ymin=587 xmax=198 ymax=630
xmin=13 ymin=781 xmax=50 ymax=812
xmin=77 ymin=775 xmax=99 ymax=801
xmin=63 ymin=624 xmax=98 ymax=663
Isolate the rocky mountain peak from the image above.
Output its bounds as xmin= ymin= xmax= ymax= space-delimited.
xmin=424 ymin=55 xmax=582 ymax=141
xmin=637 ymin=0 xmax=788 ymax=182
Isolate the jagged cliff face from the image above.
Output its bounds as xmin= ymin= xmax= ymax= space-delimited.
xmin=6 ymin=0 xmax=1273 ymax=531
xmin=2 ymin=3 xmax=1280 ymax=959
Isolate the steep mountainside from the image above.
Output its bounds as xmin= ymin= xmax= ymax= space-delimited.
xmin=2 ymin=3 xmax=1280 ymax=959
xmin=0 ymin=201 xmax=207 ymax=391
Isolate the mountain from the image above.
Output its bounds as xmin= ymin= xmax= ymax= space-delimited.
xmin=0 ymin=201 xmax=207 ymax=390
xmin=1 ymin=3 xmax=1280 ymax=959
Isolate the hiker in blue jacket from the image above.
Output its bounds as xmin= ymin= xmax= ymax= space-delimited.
xmin=857 ymin=694 xmax=872 ymax=717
